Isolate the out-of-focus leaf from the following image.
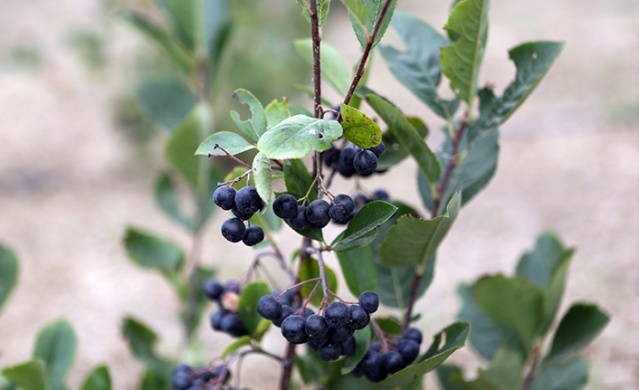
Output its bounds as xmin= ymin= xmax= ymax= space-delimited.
xmin=166 ymin=105 xmax=210 ymax=188
xmin=436 ymin=349 xmax=524 ymax=389
xmin=238 ymin=281 xmax=272 ymax=335
xmin=33 ymin=320 xmax=77 ymax=390
xmin=123 ymin=227 xmax=184 ymax=274
xmin=138 ymin=78 xmax=197 ymax=130
xmin=265 ymin=98 xmax=291 ymax=129
xmin=529 ymin=357 xmax=588 ymax=390
xmin=80 ymin=365 xmax=111 ymax=390
xmin=1 ymin=360 xmax=48 ymax=390
xmin=0 ymin=243 xmax=18 ymax=312
xmin=153 ymin=172 xmax=193 ymax=230
xmin=294 ymin=39 xmax=350 ymax=96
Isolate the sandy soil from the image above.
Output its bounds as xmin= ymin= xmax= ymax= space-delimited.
xmin=0 ymin=0 xmax=637 ymax=389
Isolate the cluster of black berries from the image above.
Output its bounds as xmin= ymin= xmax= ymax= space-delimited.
xmin=213 ymin=186 xmax=265 ymax=246
xmin=204 ymin=278 xmax=248 ymax=338
xmin=171 ymin=363 xmax=230 ymax=390
xmin=351 ymin=327 xmax=423 ymax=382
xmin=272 ymin=193 xmax=356 ymax=229
xmin=329 ymin=189 xmax=392 ymax=226
xmin=257 ymin=291 xmax=379 ymax=362
xmin=323 ymin=141 xmax=386 ymax=178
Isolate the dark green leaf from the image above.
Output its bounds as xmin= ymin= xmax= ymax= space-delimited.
xmin=440 ymin=0 xmax=489 ymax=109
xmin=376 ymin=260 xmax=434 ymax=309
xmin=348 ymin=0 xmax=397 ymax=48
xmin=546 ymin=304 xmax=609 ymax=363
xmin=377 ymin=117 xmax=429 ymax=171
xmin=340 ymin=103 xmax=382 ymax=148
xmin=238 ymin=281 xmax=271 ymax=335
xmin=264 ymin=98 xmax=291 ymax=129
xmin=179 ymin=266 xmax=215 ymax=337
xmin=33 ymin=320 xmax=77 ymax=390
xmin=367 ymin=94 xmax=441 ymax=183
xmin=333 ymin=201 xmax=398 ymax=251
xmin=221 ymin=336 xmax=252 ymax=359
xmin=123 ymin=227 xmax=184 ymax=274
xmin=299 ymin=258 xmax=338 ymax=306
xmin=283 ymin=159 xmax=315 ymax=200
xmin=295 ymin=351 xmax=329 ymax=386
xmin=380 ymin=12 xmax=459 ymax=119
xmin=80 ymin=365 xmax=111 ymax=390
xmin=166 ymin=105 xmax=210 ymax=188
xmin=374 ymin=322 xmax=469 ymax=389
xmin=294 ymin=39 xmax=350 ymax=96
xmin=252 ymin=152 xmax=273 ymax=205
xmin=335 ymin=245 xmax=377 ymax=296
xmin=529 ymin=358 xmax=588 ymax=390
xmin=230 ymin=89 xmax=267 ymax=143
xmin=374 ymin=317 xmax=402 ymax=335
xmin=138 ymin=78 xmax=197 ymax=130
xmin=195 ymin=131 xmax=255 ymax=156
xmin=257 ymin=115 xmax=343 ymax=159
xmin=153 ymin=172 xmax=193 ymax=230
xmin=342 ymin=327 xmax=372 ymax=374
xmin=2 ymin=360 xmax=48 ymax=390
xmin=139 ymin=368 xmax=172 ymax=390
xmin=473 ymin=275 xmax=545 ymax=357
xmin=121 ymin=317 xmax=165 ymax=367
xmin=437 ymin=349 xmax=523 ymax=390
xmin=380 ymin=192 xmax=460 ymax=267
xmin=0 ymin=243 xmax=18 ymax=312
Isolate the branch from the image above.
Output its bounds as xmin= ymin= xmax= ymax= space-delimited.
xmin=432 ymin=118 xmax=467 ymax=216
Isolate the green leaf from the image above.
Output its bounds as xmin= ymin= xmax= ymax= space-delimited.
xmin=288 ymin=224 xmax=325 ymax=243
xmin=138 ymin=78 xmax=197 ymax=130
xmin=546 ymin=304 xmax=609 ymax=363
xmin=123 ymin=227 xmax=184 ymax=274
xmin=264 ymin=98 xmax=291 ymax=129
xmin=2 ymin=360 xmax=48 ymax=390
xmin=299 ymin=258 xmax=338 ymax=306
xmin=440 ymin=0 xmax=490 ymax=110
xmin=332 ymin=201 xmax=398 ymax=251
xmin=33 ymin=320 xmax=77 ymax=390
xmin=367 ymin=94 xmax=441 ymax=183
xmin=221 ymin=336 xmax=252 ymax=359
xmin=418 ymin=130 xmax=499 ymax=212
xmin=195 ymin=131 xmax=255 ymax=156
xmin=238 ymin=281 xmax=271 ymax=335
xmin=437 ymin=349 xmax=524 ymax=390
xmin=80 ymin=365 xmax=111 ymax=390
xmin=380 ymin=192 xmax=460 ymax=267
xmin=179 ymin=266 xmax=215 ymax=337
xmin=376 ymin=260 xmax=434 ymax=309
xmin=121 ymin=317 xmax=169 ymax=372
xmin=348 ymin=0 xmax=397 ymax=48
xmin=516 ymin=232 xmax=575 ymax=334
xmin=342 ymin=327 xmax=372 ymax=374
xmin=374 ymin=322 xmax=469 ymax=389
xmin=166 ymin=105 xmax=209 ymax=188
xmin=153 ymin=172 xmax=193 ymax=231
xmin=377 ymin=117 xmax=429 ymax=171
xmin=473 ymin=275 xmax=545 ymax=357
xmin=336 ymin=245 xmax=377 ymax=296
xmin=230 ymin=89 xmax=267 ymax=143
xmin=294 ymin=0 xmax=331 ymax=26
xmin=340 ymin=0 xmax=371 ymax=33
xmin=374 ymin=317 xmax=402 ymax=335
xmin=0 ymin=243 xmax=18 ymax=312
xmin=257 ymin=115 xmax=343 ymax=159
xmin=470 ymin=41 xmax=565 ymax=143
xmin=119 ymin=11 xmax=192 ymax=73
xmin=294 ymin=39 xmax=350 ymax=96
xmin=339 ymin=103 xmax=382 ymax=148
xmin=283 ymin=159 xmax=315 ymax=200
xmin=380 ymin=13 xmax=459 ymax=119
xmin=295 ymin=351 xmax=329 ymax=386
xmin=139 ymin=368 xmax=172 ymax=390
xmin=529 ymin=358 xmax=588 ymax=390
xmin=251 ymin=152 xmax=273 ymax=205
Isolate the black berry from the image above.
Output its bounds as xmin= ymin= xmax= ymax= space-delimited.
xmin=210 ymin=310 xmax=225 ymax=330
xmin=306 ymin=199 xmax=331 ymax=228
xmin=397 ymin=339 xmax=420 ymax=363
xmin=340 ymin=335 xmax=356 ymax=356
xmin=402 ymin=327 xmax=423 ymax=345
xmin=221 ymin=218 xmax=246 ymax=243
xmin=213 ymin=186 xmax=236 ymax=210
xmin=235 ymin=186 xmax=263 ymax=214
xmin=203 ymin=279 xmax=224 ymax=301
xmin=382 ymin=351 xmax=406 ymax=374
xmin=281 ymin=315 xmax=308 ymax=344
xmin=328 ymin=325 xmax=354 ymax=343
xmin=288 ymin=206 xmax=311 ymax=230
xmin=353 ymin=150 xmax=378 ymax=176
xmin=257 ymin=295 xmax=282 ymax=321
xmin=305 ymin=314 xmax=329 ymax=339
xmin=220 ymin=313 xmax=247 ymax=337
xmin=231 ymin=206 xmax=254 ymax=221
xmin=324 ymin=301 xmax=350 ymax=328
xmin=358 ymin=291 xmax=379 ymax=314
xmin=273 ymin=305 xmax=294 ymax=327
xmin=334 ymin=194 xmax=355 ymax=214
xmin=242 ymin=225 xmax=264 ymax=246
xmin=273 ymin=194 xmax=298 ymax=219
xmin=319 ymin=343 xmax=342 ymax=361
xmin=339 ymin=145 xmax=359 ymax=170
xmin=369 ymin=141 xmax=386 ymax=157
xmin=348 ymin=305 xmax=370 ymax=330
xmin=323 ymin=146 xmax=341 ymax=168
xmin=372 ymin=189 xmax=391 ymax=203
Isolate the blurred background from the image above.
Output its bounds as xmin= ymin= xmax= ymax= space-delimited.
xmin=0 ymin=0 xmax=637 ymax=389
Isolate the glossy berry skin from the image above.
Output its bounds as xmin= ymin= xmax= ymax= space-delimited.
xmin=397 ymin=339 xmax=420 ymax=363
xmin=319 ymin=343 xmax=342 ymax=361
xmin=220 ymin=313 xmax=247 ymax=337
xmin=361 ymin=352 xmax=386 ymax=382
xmin=306 ymin=199 xmax=331 ymax=228
xmin=171 ymin=370 xmax=192 ymax=390
xmin=348 ymin=304 xmax=370 ymax=330
xmin=334 ymin=194 xmax=355 ymax=214
xmin=353 ymin=150 xmax=378 ymax=176
xmin=339 ymin=145 xmax=360 ymax=170
xmin=203 ymin=279 xmax=224 ymax=301
xmin=256 ymin=295 xmax=282 ymax=321
xmin=340 ymin=335 xmax=356 ymax=356
xmin=273 ymin=305 xmax=294 ymax=327
xmin=328 ymin=204 xmax=349 ymax=223
xmin=231 ymin=206 xmax=254 ymax=221
xmin=221 ymin=218 xmax=246 ymax=243
xmin=382 ymin=351 xmax=406 ymax=374
xmin=370 ymin=141 xmax=386 ymax=157
xmin=242 ymin=225 xmax=264 ymax=246
xmin=213 ymin=186 xmax=236 ymax=210
xmin=281 ymin=315 xmax=309 ymax=344
xmin=358 ymin=291 xmax=379 ymax=314
xmin=324 ymin=301 xmax=350 ymax=328
xmin=328 ymin=325 xmax=354 ymax=343
xmin=402 ymin=327 xmax=423 ymax=345
xmin=323 ymin=146 xmax=341 ymax=168
xmin=288 ymin=206 xmax=311 ymax=230
xmin=336 ymin=158 xmax=356 ymax=177
xmin=273 ymin=194 xmax=298 ymax=219
xmin=305 ymin=314 xmax=329 ymax=339
xmin=234 ymin=186 xmax=263 ymax=214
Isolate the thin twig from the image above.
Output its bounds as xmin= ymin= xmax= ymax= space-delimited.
xmin=432 ymin=118 xmax=468 ymax=216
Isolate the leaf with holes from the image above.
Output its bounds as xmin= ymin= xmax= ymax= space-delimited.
xmin=340 ymin=103 xmax=382 ymax=148
xmin=230 ymin=89 xmax=267 ymax=142
xmin=257 ymin=115 xmax=342 ymax=159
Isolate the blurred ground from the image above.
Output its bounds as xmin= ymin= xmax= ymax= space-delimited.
xmin=0 ymin=0 xmax=637 ymax=389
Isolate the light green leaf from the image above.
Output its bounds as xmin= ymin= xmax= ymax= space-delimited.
xmin=299 ymin=258 xmax=338 ymax=306
xmin=80 ymin=365 xmax=111 ymax=390
xmin=0 ymin=243 xmax=18 ymax=312
xmin=2 ymin=360 xmax=48 ymax=390
xmin=230 ymin=89 xmax=267 ymax=143
xmin=440 ymin=0 xmax=490 ymax=110
xmin=546 ymin=304 xmax=609 ymax=363
xmin=257 ymin=115 xmax=343 ymax=159
xmin=123 ymin=227 xmax=184 ymax=274
xmin=336 ymin=245 xmax=377 ymax=296
xmin=252 ymin=152 xmax=273 ymax=205
xmin=238 ymin=281 xmax=272 ymax=335
xmin=265 ymin=99 xmax=291 ymax=129
xmin=380 ymin=192 xmax=460 ymax=267
xmin=221 ymin=336 xmax=252 ymax=359
xmin=332 ymin=201 xmax=397 ymax=251
xmin=340 ymin=0 xmax=371 ymax=32
xmin=153 ymin=172 xmax=193 ymax=231
xmin=339 ymin=103 xmax=382 ymax=148
xmin=195 ymin=131 xmax=255 ymax=156
xmin=33 ymin=320 xmax=77 ymax=390
xmin=294 ymin=39 xmax=351 ymax=96
xmin=348 ymin=0 xmax=397 ymax=48
xmin=367 ymin=94 xmax=441 ymax=183
xmin=137 ymin=78 xmax=197 ymax=130
xmin=380 ymin=12 xmax=459 ymax=119
xmin=529 ymin=358 xmax=588 ymax=390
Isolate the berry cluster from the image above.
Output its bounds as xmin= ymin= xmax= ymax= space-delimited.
xmin=213 ymin=186 xmax=265 ymax=246
xmin=351 ymin=327 xmax=423 ymax=382
xmin=331 ymin=189 xmax=392 ymax=226
xmin=272 ymin=193 xmax=355 ymax=229
xmin=171 ymin=363 xmax=230 ymax=390
xmin=257 ymin=291 xmax=379 ymax=362
xmin=204 ymin=278 xmax=248 ymax=338
xmin=323 ymin=141 xmax=386 ymax=178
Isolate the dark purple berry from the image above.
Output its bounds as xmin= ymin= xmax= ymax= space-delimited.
xmin=213 ymin=186 xmax=236 ymax=210
xmin=372 ymin=189 xmax=391 ymax=203
xmin=340 ymin=335 xmax=356 ymax=356
xmin=273 ymin=305 xmax=294 ymax=327
xmin=223 ymin=281 xmax=241 ymax=294
xmin=273 ymin=194 xmax=298 ymax=219
xmin=370 ymin=340 xmax=382 ymax=353
xmin=211 ymin=365 xmax=231 ymax=384
xmin=306 ymin=199 xmax=331 ymax=228
xmin=281 ymin=315 xmax=308 ymax=344
xmin=288 ymin=206 xmax=311 ymax=230
xmin=242 ymin=225 xmax=264 ymax=246
xmin=328 ymin=325 xmax=354 ymax=343
xmin=171 ymin=369 xmax=192 ymax=390
xmin=328 ymin=204 xmax=349 ymax=223
xmin=275 ymin=289 xmax=296 ymax=307
xmin=353 ymin=193 xmax=370 ymax=207
xmin=361 ymin=352 xmax=386 ymax=381
xmin=334 ymin=194 xmax=355 ymax=214
xmin=382 ymin=351 xmax=406 ymax=373
xmin=221 ymin=218 xmax=246 ymax=243
xmin=209 ymin=309 xmax=226 ymax=331
xmin=301 ymin=307 xmax=315 ymax=318
xmin=305 ymin=314 xmax=329 ymax=339
xmin=337 ymin=158 xmax=356 ymax=177
xmin=358 ymin=291 xmax=379 ymax=314
xmin=353 ymin=150 xmax=378 ymax=176
xmin=203 ymin=279 xmax=224 ymax=301
xmin=319 ymin=343 xmax=342 ymax=361
xmin=348 ymin=305 xmax=370 ymax=330
xmin=323 ymin=146 xmax=341 ymax=167
xmin=397 ymin=339 xmax=420 ymax=364
xmin=339 ymin=145 xmax=360 ymax=170
xmin=324 ymin=301 xmax=350 ymax=328
xmin=257 ymin=295 xmax=282 ymax=321
xmin=235 ymin=186 xmax=263 ymax=214
xmin=402 ymin=327 xmax=423 ymax=345
xmin=220 ymin=313 xmax=247 ymax=337
xmin=369 ymin=141 xmax=386 ymax=157
xmin=231 ymin=206 xmax=254 ymax=221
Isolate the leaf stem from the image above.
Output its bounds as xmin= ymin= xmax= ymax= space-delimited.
xmin=522 ymin=345 xmax=540 ymax=390
xmin=432 ymin=118 xmax=468 ymax=216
